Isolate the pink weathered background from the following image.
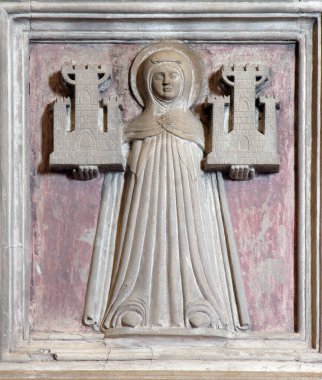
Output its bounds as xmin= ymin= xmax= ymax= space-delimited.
xmin=29 ymin=43 xmax=295 ymax=333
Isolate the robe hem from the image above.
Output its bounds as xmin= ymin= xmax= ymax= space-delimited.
xmin=103 ymin=327 xmax=248 ymax=338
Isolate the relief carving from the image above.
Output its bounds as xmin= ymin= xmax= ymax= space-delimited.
xmin=50 ymin=63 xmax=124 ymax=172
xmin=205 ymin=64 xmax=280 ymax=173
xmin=49 ymin=41 xmax=281 ymax=336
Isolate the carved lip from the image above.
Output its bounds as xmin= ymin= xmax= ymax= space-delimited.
xmin=163 ymin=87 xmax=173 ymax=92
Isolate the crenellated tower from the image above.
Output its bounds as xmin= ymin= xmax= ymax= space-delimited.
xmin=205 ymin=64 xmax=280 ymax=173
xmin=50 ymin=64 xmax=124 ymax=171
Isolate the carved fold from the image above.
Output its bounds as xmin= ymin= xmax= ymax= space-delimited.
xmin=100 ymin=132 xmax=248 ymax=331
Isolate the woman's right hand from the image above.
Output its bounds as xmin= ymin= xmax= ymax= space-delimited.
xmin=72 ymin=166 xmax=98 ymax=180
xmin=229 ymin=165 xmax=255 ymax=181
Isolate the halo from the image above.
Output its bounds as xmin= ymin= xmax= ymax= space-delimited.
xmin=130 ymin=41 xmax=205 ymax=108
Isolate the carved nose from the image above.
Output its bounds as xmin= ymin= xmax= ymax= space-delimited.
xmin=163 ymin=74 xmax=171 ymax=85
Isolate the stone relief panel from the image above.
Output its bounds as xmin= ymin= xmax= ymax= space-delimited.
xmin=29 ymin=42 xmax=295 ymax=334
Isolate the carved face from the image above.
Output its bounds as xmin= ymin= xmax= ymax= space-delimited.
xmin=151 ymin=65 xmax=182 ymax=102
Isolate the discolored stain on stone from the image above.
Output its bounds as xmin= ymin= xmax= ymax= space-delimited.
xmin=29 ymin=43 xmax=295 ymax=333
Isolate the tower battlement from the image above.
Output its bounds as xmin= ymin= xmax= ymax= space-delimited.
xmin=50 ymin=64 xmax=124 ymax=171
xmin=205 ymin=63 xmax=280 ymax=173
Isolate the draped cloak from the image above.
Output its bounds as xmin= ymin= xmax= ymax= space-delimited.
xmin=83 ymin=44 xmax=250 ymax=334
xmin=83 ymin=107 xmax=250 ymax=333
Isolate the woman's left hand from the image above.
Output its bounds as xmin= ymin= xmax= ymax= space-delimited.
xmin=72 ymin=166 xmax=99 ymax=180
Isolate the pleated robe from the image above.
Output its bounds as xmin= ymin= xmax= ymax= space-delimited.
xmin=101 ymin=127 xmax=249 ymax=331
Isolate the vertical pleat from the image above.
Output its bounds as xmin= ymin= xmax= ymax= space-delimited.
xmin=167 ymin=134 xmax=184 ymax=327
xmin=149 ymin=132 xmax=169 ymax=325
xmin=83 ymin=172 xmax=124 ymax=330
xmin=102 ymin=132 xmax=247 ymax=331
xmin=103 ymin=138 xmax=159 ymax=327
xmin=171 ymin=136 xmax=206 ymax=309
xmin=126 ymin=132 xmax=162 ymax=322
xmin=177 ymin=143 xmax=227 ymax=326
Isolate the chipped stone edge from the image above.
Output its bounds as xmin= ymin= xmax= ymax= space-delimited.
xmin=0 ymin=2 xmax=320 ymax=377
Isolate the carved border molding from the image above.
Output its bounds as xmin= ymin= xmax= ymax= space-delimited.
xmin=0 ymin=1 xmax=321 ymax=378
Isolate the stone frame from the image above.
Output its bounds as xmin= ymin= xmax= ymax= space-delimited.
xmin=0 ymin=1 xmax=321 ymax=378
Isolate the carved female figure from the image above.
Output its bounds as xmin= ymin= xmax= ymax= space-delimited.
xmin=83 ymin=42 xmax=250 ymax=335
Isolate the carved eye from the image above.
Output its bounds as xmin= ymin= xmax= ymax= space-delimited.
xmin=153 ymin=73 xmax=163 ymax=81
xmin=170 ymin=72 xmax=179 ymax=79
